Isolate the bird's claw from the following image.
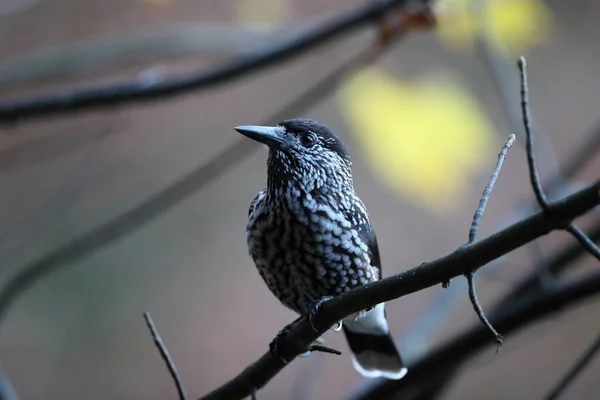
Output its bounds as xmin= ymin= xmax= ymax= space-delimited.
xmin=307 ymin=296 xmax=335 ymax=332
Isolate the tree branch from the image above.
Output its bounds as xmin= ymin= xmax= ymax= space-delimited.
xmin=393 ymin=219 xmax=600 ymax=396
xmin=351 ymin=220 xmax=600 ymax=400
xmin=468 ymin=134 xmax=516 ymax=244
xmin=464 ymin=133 xmax=515 ymax=344
xmin=518 ymin=57 xmax=548 ymax=209
xmin=0 ymin=21 xmax=330 ymax=90
xmin=518 ymin=57 xmax=600 ymax=265
xmin=0 ymin=0 xmax=424 ymax=123
xmin=199 ymin=181 xmax=600 ymax=400
xmin=351 ymin=270 xmax=600 ymax=400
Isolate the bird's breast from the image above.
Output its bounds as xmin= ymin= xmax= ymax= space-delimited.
xmin=246 ymin=190 xmax=374 ymax=292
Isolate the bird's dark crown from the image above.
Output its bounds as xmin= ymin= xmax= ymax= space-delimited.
xmin=278 ymin=118 xmax=350 ymax=162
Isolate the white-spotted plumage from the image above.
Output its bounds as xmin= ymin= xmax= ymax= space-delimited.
xmin=239 ymin=119 xmax=406 ymax=380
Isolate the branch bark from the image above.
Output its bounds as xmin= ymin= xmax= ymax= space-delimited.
xmin=351 ymin=270 xmax=600 ymax=400
xmin=353 ymin=219 xmax=600 ymax=400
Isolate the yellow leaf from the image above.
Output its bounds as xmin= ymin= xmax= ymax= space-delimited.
xmin=337 ymin=67 xmax=497 ymax=214
xmin=234 ymin=0 xmax=290 ymax=31
xmin=435 ymin=0 xmax=553 ymax=55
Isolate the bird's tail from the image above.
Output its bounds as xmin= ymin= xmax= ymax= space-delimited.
xmin=342 ymin=303 xmax=407 ymax=380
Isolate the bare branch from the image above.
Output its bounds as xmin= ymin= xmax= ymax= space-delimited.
xmin=352 ymin=222 xmax=600 ymax=399
xmin=518 ymin=57 xmax=548 ymax=209
xmin=199 ymin=181 xmax=600 ymax=400
xmin=351 ymin=270 xmax=600 ymax=400
xmin=543 ymin=331 xmax=600 ymax=400
xmin=468 ymin=133 xmax=516 ymax=243
xmin=0 ymin=21 xmax=330 ymax=90
xmin=143 ymin=312 xmax=187 ymax=400
xmin=0 ymin=0 xmax=423 ymax=123
xmin=353 ymin=221 xmax=600 ymax=399
xmin=464 ymin=133 xmax=515 ymax=345
xmin=466 ymin=272 xmax=503 ymax=346
xmin=518 ymin=56 xmax=600 ymax=265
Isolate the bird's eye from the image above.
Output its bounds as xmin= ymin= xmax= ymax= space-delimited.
xmin=301 ymin=133 xmax=317 ymax=147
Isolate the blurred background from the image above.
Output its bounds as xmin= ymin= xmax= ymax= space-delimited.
xmin=0 ymin=0 xmax=599 ymax=399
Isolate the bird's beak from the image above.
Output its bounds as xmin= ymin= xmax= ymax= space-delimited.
xmin=235 ymin=125 xmax=285 ymax=148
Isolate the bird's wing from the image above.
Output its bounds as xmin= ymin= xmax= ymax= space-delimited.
xmin=249 ymin=189 xmax=267 ymax=217
xmin=357 ymin=220 xmax=382 ymax=280
xmin=350 ymin=197 xmax=383 ymax=280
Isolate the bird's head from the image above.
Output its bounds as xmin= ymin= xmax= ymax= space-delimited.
xmin=235 ymin=118 xmax=354 ymax=194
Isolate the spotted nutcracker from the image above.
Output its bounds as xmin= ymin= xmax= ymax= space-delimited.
xmin=236 ymin=118 xmax=406 ymax=380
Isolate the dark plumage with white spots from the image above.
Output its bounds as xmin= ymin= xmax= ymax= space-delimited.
xmin=236 ymin=118 xmax=406 ymax=380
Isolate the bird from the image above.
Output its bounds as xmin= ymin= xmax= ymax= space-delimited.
xmin=235 ymin=118 xmax=406 ymax=380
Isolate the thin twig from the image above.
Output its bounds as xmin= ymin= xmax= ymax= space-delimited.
xmin=0 ymin=0 xmax=421 ymax=123
xmin=466 ymin=272 xmax=503 ymax=346
xmin=565 ymin=224 xmax=600 ymax=263
xmin=543 ymin=331 xmax=600 ymax=400
xmin=518 ymin=57 xmax=600 ymax=266
xmin=0 ymin=42 xmax=390 ymax=326
xmin=465 ymin=133 xmax=515 ymax=345
xmin=468 ymin=133 xmax=516 ymax=243
xmin=518 ymin=56 xmax=548 ymax=209
xmin=250 ymin=388 xmax=257 ymax=400
xmin=199 ymin=181 xmax=600 ymax=400
xmin=143 ymin=312 xmax=187 ymax=400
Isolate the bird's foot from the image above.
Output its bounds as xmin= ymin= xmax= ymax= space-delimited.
xmin=307 ymin=296 xmax=340 ymax=332
xmin=378 ymin=4 xmax=437 ymax=46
